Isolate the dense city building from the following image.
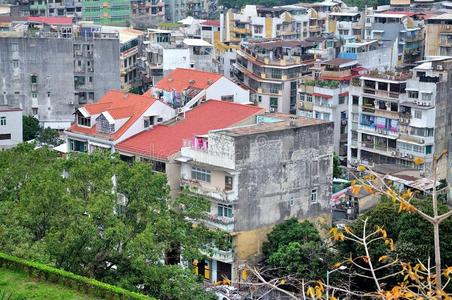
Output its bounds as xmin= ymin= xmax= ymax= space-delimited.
xmin=233 ymin=38 xmax=317 ymax=114
xmin=348 ymin=58 xmax=452 ymax=174
xmin=0 ymin=19 xmax=121 ymax=128
xmin=179 ymin=114 xmax=334 ymax=282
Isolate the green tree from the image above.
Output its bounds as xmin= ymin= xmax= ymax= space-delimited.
xmin=262 ymin=219 xmax=331 ymax=280
xmin=333 ymin=153 xmax=342 ymax=179
xmin=36 ymin=127 xmax=63 ymax=146
xmin=22 ymin=116 xmax=40 ymax=141
xmin=0 ymin=148 xmax=217 ymax=300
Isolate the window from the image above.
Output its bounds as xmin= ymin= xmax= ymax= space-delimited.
xmin=12 ymin=60 xmax=19 ymax=68
xmin=77 ymin=114 xmax=91 ymax=126
xmin=253 ymin=25 xmax=263 ymax=34
xmin=32 ymin=92 xmax=37 ymax=99
xmin=0 ymin=134 xmax=11 ymax=140
xmin=151 ymin=160 xmax=166 ymax=173
xmin=31 ymin=75 xmax=38 ymax=84
xmin=339 ymin=95 xmax=346 ymax=104
xmin=258 ymin=95 xmax=262 ymax=103
xmin=306 ymin=95 xmax=312 ymax=102
xmin=69 ymin=139 xmax=87 ymax=152
xmin=414 ymin=110 xmax=422 ymax=119
xmin=270 ymin=97 xmax=278 ymax=110
xmin=217 ymin=204 xmax=233 ymax=218
xmin=310 ymin=189 xmax=318 ymax=203
xmin=221 ymin=95 xmax=234 ymax=102
xmin=32 ymin=108 xmax=38 ymax=115
xmin=0 ymin=117 xmax=5 ymax=126
xmin=144 ymin=116 xmax=154 ymax=128
xmin=225 ymin=176 xmax=233 ymax=191
xmin=421 ymin=93 xmax=432 ymax=101
xmin=352 ymin=95 xmax=359 ymax=106
xmin=10 ymin=43 xmax=18 ymax=51
xmin=191 ymin=167 xmax=211 ymax=183
xmin=408 ymin=91 xmax=418 ymax=99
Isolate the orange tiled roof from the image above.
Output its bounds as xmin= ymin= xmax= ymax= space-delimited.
xmin=116 ymin=100 xmax=264 ymax=159
xmin=67 ymin=90 xmax=157 ymax=141
xmin=145 ymin=68 xmax=223 ymax=96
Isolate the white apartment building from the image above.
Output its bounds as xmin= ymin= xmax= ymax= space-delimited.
xmin=348 ymin=58 xmax=452 ymax=174
xmin=0 ymin=106 xmax=23 ymax=149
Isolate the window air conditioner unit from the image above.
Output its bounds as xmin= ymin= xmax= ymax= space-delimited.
xmin=269 ymin=107 xmax=277 ymax=112
xmin=436 ymin=64 xmax=443 ymax=70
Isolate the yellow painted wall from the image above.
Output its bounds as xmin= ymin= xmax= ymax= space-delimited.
xmin=425 ymin=24 xmax=452 ymax=56
xmin=234 ymin=213 xmax=332 ymax=262
xmin=265 ymin=17 xmax=273 ymax=38
xmin=328 ymin=20 xmax=337 ymax=34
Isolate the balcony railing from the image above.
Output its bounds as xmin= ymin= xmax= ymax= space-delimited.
xmin=200 ymin=247 xmax=234 ymax=263
xmin=180 ymin=178 xmax=238 ymax=203
xmin=358 ymin=124 xmax=399 ymax=137
xmin=205 ymin=214 xmax=235 ymax=232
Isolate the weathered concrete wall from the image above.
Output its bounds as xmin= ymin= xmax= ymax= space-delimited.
xmin=433 ymin=60 xmax=452 ymax=178
xmin=234 ymin=122 xmax=334 ymax=232
xmin=92 ymin=38 xmax=121 ymax=101
xmin=0 ymin=36 xmax=121 ymax=127
xmin=0 ymin=37 xmax=74 ymax=124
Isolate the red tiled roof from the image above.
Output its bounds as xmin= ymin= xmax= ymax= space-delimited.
xmin=311 ymin=93 xmax=333 ymax=99
xmin=116 ymin=100 xmax=264 ymax=159
xmin=27 ymin=16 xmax=73 ymax=25
xmin=67 ymin=90 xmax=157 ymax=141
xmin=145 ymin=68 xmax=222 ymax=95
xmin=201 ymin=20 xmax=220 ymax=27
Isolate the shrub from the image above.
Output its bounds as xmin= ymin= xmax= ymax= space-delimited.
xmin=0 ymin=252 xmax=153 ymax=300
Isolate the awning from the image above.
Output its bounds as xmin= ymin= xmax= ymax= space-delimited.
xmin=175 ymin=156 xmax=192 ymax=163
xmin=53 ymin=143 xmax=68 ymax=154
xmin=89 ymin=141 xmax=110 ymax=148
xmin=339 ymin=91 xmax=349 ymax=97
xmin=311 ymin=93 xmax=333 ymax=99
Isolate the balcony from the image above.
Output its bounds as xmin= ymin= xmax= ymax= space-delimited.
xmin=200 ymin=247 xmax=234 ymax=263
xmin=181 ymin=144 xmax=235 ymax=170
xmin=232 ymin=27 xmax=250 ymax=34
xmin=205 ymin=214 xmax=235 ymax=232
xmin=358 ymin=124 xmax=398 ymax=138
xmin=399 ymin=133 xmax=426 ymax=145
xmin=361 ymin=142 xmax=397 ymax=155
xmin=257 ymin=87 xmax=282 ymax=96
xmin=298 ymin=101 xmax=313 ymax=111
xmin=399 ymin=112 xmax=411 ymax=125
xmin=362 ymin=105 xmax=375 ymax=113
xmin=321 ymin=69 xmax=352 ymax=79
xmin=180 ymin=178 xmax=238 ymax=203
xmin=373 ymin=109 xmax=399 ymax=119
xmin=309 ymin=25 xmax=321 ymax=32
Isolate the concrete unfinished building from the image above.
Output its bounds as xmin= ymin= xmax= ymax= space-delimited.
xmin=0 ymin=21 xmax=120 ymax=128
xmin=179 ymin=114 xmax=334 ymax=283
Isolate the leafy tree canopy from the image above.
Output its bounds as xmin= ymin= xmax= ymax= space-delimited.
xmin=0 ymin=147 xmax=218 ymax=300
xmin=22 ymin=116 xmax=40 ymax=141
xmin=262 ymin=219 xmax=332 ymax=280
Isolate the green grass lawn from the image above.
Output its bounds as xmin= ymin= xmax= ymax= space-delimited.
xmin=0 ymin=267 xmax=98 ymax=300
